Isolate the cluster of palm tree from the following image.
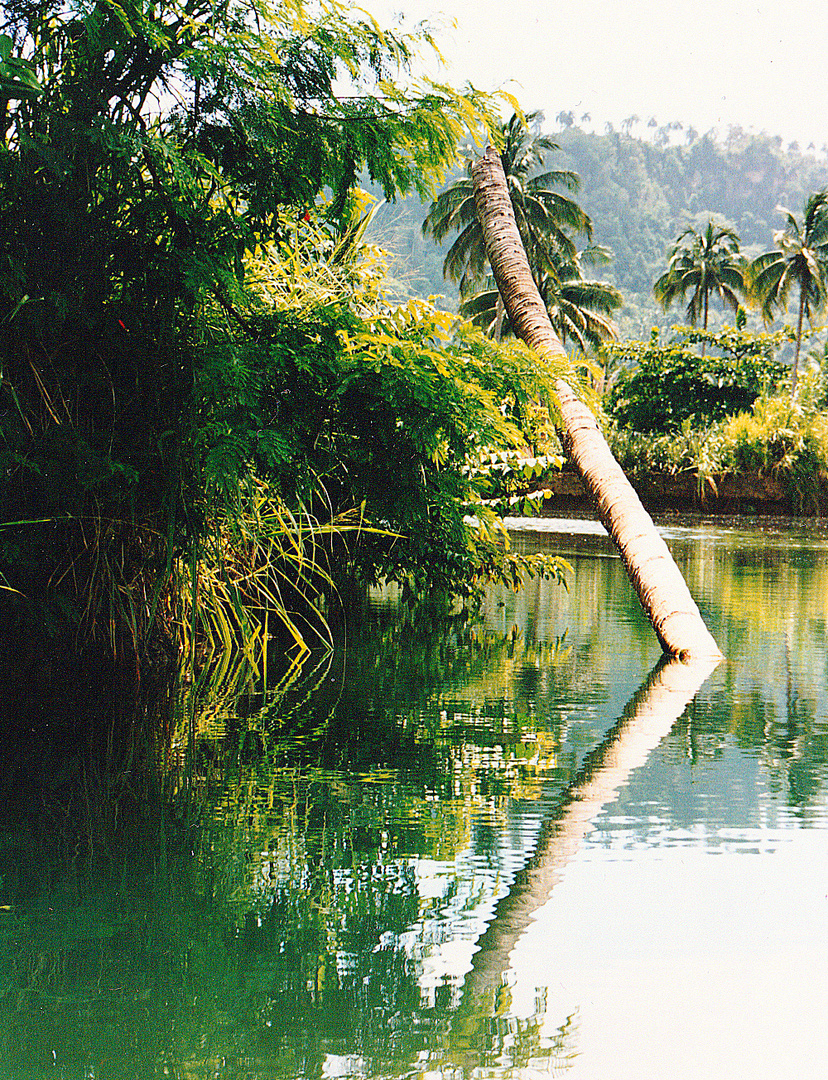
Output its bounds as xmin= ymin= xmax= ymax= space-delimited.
xmin=423 ymin=112 xmax=623 ymax=353
xmin=653 ymin=192 xmax=828 ymax=392
xmin=425 ymin=112 xmax=828 ymax=394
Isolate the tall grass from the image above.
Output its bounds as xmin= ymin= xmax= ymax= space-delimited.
xmin=171 ymin=481 xmax=399 ymax=686
xmin=712 ymin=375 xmax=828 ymax=511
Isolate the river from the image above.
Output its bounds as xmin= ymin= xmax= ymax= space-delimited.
xmin=1 ymin=516 xmax=827 ymax=1079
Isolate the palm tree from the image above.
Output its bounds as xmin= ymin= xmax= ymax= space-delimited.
xmin=471 ymin=145 xmax=722 ymax=660
xmin=460 ymin=246 xmax=622 ymax=353
xmin=749 ymin=191 xmax=828 ymax=393
xmin=422 ymin=112 xmax=592 ymax=298
xmin=653 ymin=218 xmax=747 ymax=353
xmin=537 ymin=246 xmax=623 ymax=353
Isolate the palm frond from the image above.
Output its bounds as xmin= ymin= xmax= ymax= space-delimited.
xmin=530 ymin=168 xmax=581 ymax=192
xmin=442 ymin=220 xmax=485 ymax=289
xmin=422 ymin=183 xmax=475 ymax=241
xmin=422 ymin=111 xmax=589 ymax=295
xmin=655 ymin=217 xmax=747 ymax=326
xmin=559 ymin=279 xmax=623 ymax=315
xmin=750 ymin=194 xmax=828 ymax=340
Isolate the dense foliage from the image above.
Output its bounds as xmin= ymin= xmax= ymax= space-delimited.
xmin=605 ymin=326 xmax=792 ymax=433
xmin=0 ymin=0 xmax=570 ymax=661
xmin=607 ymin=357 xmax=828 ymax=512
xmin=213 ymin=289 xmax=573 ymax=602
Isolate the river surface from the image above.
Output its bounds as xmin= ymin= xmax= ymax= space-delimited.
xmin=2 ymin=517 xmax=828 ymax=1079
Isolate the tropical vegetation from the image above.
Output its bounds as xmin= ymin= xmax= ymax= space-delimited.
xmin=5 ymin=0 xmax=828 ymax=674
xmin=0 ymin=0 xmax=569 ymax=671
xmin=491 ymin=121 xmax=828 ymax=338
xmin=605 ymin=326 xmax=791 ymax=433
xmin=603 ymin=326 xmax=828 ymax=512
xmin=749 ymin=191 xmax=828 ymax=391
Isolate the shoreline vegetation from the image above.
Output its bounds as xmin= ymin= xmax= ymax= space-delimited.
xmin=526 ymin=467 xmax=828 ymax=518
xmin=2 ymin=0 xmax=828 ymax=676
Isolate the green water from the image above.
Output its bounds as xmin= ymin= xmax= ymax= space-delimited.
xmin=2 ymin=517 xmax=828 ymax=1079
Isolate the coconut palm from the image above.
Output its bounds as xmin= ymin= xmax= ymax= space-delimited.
xmin=537 ymin=246 xmax=622 ymax=352
xmin=749 ymin=191 xmax=828 ymax=392
xmin=653 ymin=218 xmax=747 ymax=353
xmin=460 ymin=245 xmax=622 ymax=353
xmin=423 ymin=111 xmax=592 ymax=298
xmin=470 ymin=146 xmax=722 ymax=660
xmin=539 ymin=271 xmax=623 ymax=353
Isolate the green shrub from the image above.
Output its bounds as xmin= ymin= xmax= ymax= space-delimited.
xmin=607 ymin=419 xmax=722 ymax=476
xmin=0 ymin=0 xmax=510 ymax=657
xmin=711 ymin=372 xmax=828 ymax=509
xmin=605 ymin=326 xmax=791 ymax=433
xmin=607 ymin=366 xmax=828 ymax=512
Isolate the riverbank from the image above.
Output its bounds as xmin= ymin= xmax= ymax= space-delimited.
xmin=529 ymin=468 xmax=828 ymax=517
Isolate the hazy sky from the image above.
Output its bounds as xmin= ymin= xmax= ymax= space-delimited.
xmin=368 ymin=0 xmax=828 ymax=149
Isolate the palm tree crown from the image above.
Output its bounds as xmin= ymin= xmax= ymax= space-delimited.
xmin=460 ymin=245 xmax=622 ymax=353
xmin=423 ymin=112 xmax=592 ymax=297
xmin=749 ymin=190 xmax=828 ymax=392
xmin=653 ymin=218 xmax=747 ymax=336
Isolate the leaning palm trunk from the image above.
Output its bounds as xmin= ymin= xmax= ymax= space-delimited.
xmin=472 ymin=147 xmax=722 ymax=659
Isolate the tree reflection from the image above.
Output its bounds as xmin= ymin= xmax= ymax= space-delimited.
xmin=2 ymin=523 xmax=828 ymax=1078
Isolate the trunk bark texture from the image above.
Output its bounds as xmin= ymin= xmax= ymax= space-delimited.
xmin=471 ymin=146 xmax=723 ymax=659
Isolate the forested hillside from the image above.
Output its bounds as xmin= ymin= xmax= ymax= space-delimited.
xmin=373 ymin=122 xmax=828 ymax=337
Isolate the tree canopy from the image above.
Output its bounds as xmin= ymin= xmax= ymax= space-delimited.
xmin=0 ymin=0 xmax=570 ymax=660
xmin=424 ymin=111 xmax=620 ymax=353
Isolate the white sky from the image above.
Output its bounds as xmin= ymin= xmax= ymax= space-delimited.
xmin=366 ymin=0 xmax=828 ymax=150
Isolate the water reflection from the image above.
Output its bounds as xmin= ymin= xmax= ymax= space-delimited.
xmin=1 ymin=519 xmax=827 ymax=1078
xmin=458 ymin=655 xmax=719 ymax=1020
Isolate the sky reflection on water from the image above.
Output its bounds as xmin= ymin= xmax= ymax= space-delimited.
xmin=386 ymin=518 xmax=828 ymax=1080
